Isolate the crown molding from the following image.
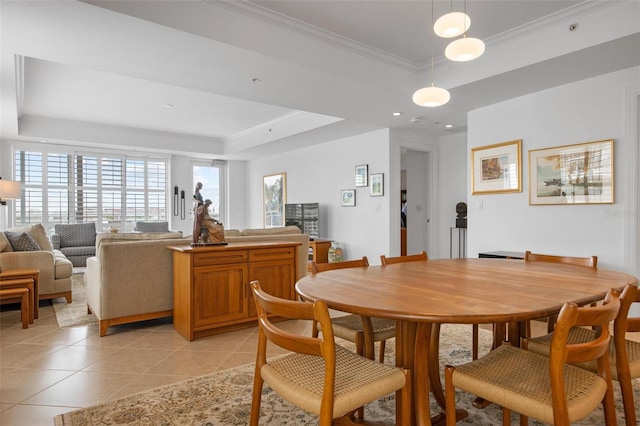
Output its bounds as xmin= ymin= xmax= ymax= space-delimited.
xmin=205 ymin=0 xmax=420 ymax=72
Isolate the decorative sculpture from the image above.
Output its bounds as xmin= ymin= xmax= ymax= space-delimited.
xmin=192 ymin=198 xmax=227 ymax=246
xmin=456 ymin=202 xmax=467 ymax=228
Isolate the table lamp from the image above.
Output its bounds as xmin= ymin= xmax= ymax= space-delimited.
xmin=0 ymin=178 xmax=21 ymax=239
xmin=0 ymin=177 xmax=21 ymax=205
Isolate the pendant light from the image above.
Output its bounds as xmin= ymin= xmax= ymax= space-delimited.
xmin=444 ymin=0 xmax=485 ymax=62
xmin=434 ymin=1 xmax=470 ymax=38
xmin=413 ymin=0 xmax=450 ymax=107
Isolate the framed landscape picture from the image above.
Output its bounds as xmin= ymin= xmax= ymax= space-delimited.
xmin=341 ymin=189 xmax=356 ymax=207
xmin=263 ymin=172 xmax=286 ymax=227
xmin=370 ymin=173 xmax=384 ymax=196
xmin=355 ymin=164 xmax=368 ymax=187
xmin=529 ymin=139 xmax=613 ymax=205
xmin=471 ymin=140 xmax=522 ymax=194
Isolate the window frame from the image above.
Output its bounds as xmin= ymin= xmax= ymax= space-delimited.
xmin=10 ymin=142 xmax=170 ymax=232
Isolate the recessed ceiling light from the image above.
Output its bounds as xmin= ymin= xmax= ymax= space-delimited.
xmin=163 ymin=104 xmax=174 ymax=108
xmin=392 ymin=112 xmax=403 ymax=116
xmin=445 ymin=124 xmax=454 ymax=128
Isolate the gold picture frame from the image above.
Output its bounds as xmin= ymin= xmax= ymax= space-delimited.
xmin=471 ymin=140 xmax=522 ymax=194
xmin=263 ymin=172 xmax=287 ymax=227
xmin=529 ymin=139 xmax=613 ymax=205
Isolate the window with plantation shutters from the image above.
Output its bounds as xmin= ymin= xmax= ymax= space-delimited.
xmin=12 ymin=145 xmax=169 ymax=232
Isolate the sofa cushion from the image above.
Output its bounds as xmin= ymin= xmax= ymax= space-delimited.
xmin=223 ymin=229 xmax=242 ymax=237
xmin=0 ymin=232 xmax=13 ymax=252
xmin=135 ymin=221 xmax=169 ymax=232
xmin=240 ymin=225 xmax=302 ymax=236
xmin=5 ymin=231 xmax=41 ymax=252
xmin=60 ymin=246 xmax=96 ymax=257
xmin=95 ymin=231 xmax=185 ymax=258
xmin=55 ymin=223 xmax=97 ymax=247
xmin=54 ymin=251 xmax=74 ymax=279
xmin=7 ymin=223 xmax=53 ymax=252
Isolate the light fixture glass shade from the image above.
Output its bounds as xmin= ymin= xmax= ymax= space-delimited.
xmin=413 ymin=85 xmax=451 ymax=107
xmin=434 ymin=12 xmax=470 ymax=38
xmin=445 ymin=37 xmax=485 ymax=61
xmin=0 ymin=179 xmax=21 ymax=202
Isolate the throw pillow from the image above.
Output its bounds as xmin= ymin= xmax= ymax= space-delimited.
xmin=0 ymin=231 xmax=13 ymax=252
xmin=5 ymin=231 xmax=41 ymax=252
xmin=8 ymin=224 xmax=53 ymax=252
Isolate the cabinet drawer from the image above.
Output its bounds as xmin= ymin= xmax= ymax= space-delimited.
xmin=194 ymin=250 xmax=248 ymax=266
xmin=249 ymin=247 xmax=295 ymax=263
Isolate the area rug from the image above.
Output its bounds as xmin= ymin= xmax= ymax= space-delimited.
xmin=52 ymin=273 xmax=97 ymax=328
xmin=53 ymin=324 xmax=637 ymax=425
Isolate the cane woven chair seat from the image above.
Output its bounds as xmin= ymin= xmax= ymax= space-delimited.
xmin=249 ymin=280 xmax=410 ymax=425
xmin=311 ymin=257 xmax=395 ymax=364
xmin=445 ymin=288 xmax=623 ymax=426
xmin=262 ymin=344 xmax=406 ymax=417
xmin=331 ymin=315 xmax=397 ymax=346
xmin=528 ymin=326 xmax=640 ymax=380
xmin=527 ymin=284 xmax=639 ymax=425
xmin=451 ymin=344 xmax=608 ymax=424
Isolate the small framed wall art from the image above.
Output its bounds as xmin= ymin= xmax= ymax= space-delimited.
xmin=355 ymin=164 xmax=368 ymax=187
xmin=341 ymin=189 xmax=356 ymax=207
xmin=370 ymin=173 xmax=384 ymax=196
xmin=471 ymin=139 xmax=522 ymax=194
xmin=529 ymin=139 xmax=613 ymax=205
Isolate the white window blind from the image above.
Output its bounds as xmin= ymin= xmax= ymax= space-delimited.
xmin=13 ymin=146 xmax=169 ymax=231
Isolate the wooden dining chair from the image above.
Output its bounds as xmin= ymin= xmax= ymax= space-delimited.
xmin=311 ymin=257 xmax=396 ymax=364
xmin=380 ymin=251 xmax=428 ymax=265
xmin=249 ymin=280 xmax=411 ymax=426
xmin=472 ymin=251 xmax=600 ymax=355
xmin=445 ymin=287 xmax=622 ymax=426
xmin=527 ymin=284 xmax=639 ymax=426
xmin=525 ymin=250 xmax=598 ymax=333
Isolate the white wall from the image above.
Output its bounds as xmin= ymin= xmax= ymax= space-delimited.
xmin=245 ymin=129 xmax=391 ymax=265
xmin=467 ymin=67 xmax=639 ymax=272
xmin=437 ymin=132 xmax=468 ymax=258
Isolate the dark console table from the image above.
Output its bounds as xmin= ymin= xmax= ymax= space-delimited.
xmin=478 ymin=251 xmax=525 ymax=259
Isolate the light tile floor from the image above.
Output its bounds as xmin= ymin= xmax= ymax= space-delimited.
xmin=1 ymin=296 xmax=637 ymax=426
xmin=0 ymin=299 xmax=310 ymax=426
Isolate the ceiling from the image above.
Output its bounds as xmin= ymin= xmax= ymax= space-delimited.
xmin=1 ymin=1 xmax=638 ymax=160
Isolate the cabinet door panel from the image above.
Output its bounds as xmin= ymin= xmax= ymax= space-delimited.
xmin=248 ymin=259 xmax=295 ymax=318
xmin=194 ymin=264 xmax=248 ymax=327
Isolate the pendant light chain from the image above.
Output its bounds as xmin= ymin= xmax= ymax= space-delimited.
xmin=430 ymin=0 xmax=435 ymax=85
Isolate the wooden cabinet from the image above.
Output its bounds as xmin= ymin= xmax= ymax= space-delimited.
xmin=307 ymin=239 xmax=332 ymax=271
xmin=169 ymin=241 xmax=299 ymax=341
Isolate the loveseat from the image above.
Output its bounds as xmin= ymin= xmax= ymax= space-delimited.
xmin=85 ymin=231 xmax=191 ymax=336
xmin=0 ymin=224 xmax=73 ymax=302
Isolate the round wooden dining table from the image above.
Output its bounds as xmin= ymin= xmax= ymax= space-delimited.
xmin=295 ymin=258 xmax=638 ymax=426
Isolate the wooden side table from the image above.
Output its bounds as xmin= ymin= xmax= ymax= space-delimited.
xmin=308 ymin=239 xmax=332 ymax=271
xmin=0 ymin=268 xmax=40 ymax=319
xmin=0 ymin=278 xmax=35 ymax=324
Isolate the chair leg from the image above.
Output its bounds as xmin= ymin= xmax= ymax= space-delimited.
xmin=472 ymin=324 xmax=479 ymax=360
xmin=502 ymin=407 xmax=510 ymax=425
xmin=445 ymin=365 xmax=457 ymax=426
xmin=250 ymin=369 xmax=264 ymax=425
xmin=354 ymin=332 xmax=365 ymax=419
xmin=378 ymin=340 xmax=386 ymax=363
xmin=519 ymin=414 xmax=528 ymax=426
xmin=616 ymin=362 xmax=637 ymax=425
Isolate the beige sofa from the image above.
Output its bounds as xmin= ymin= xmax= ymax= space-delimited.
xmin=223 ymin=226 xmax=309 ymax=280
xmin=85 ymin=226 xmax=308 ymax=337
xmin=85 ymin=232 xmax=192 ymax=336
xmin=0 ymin=224 xmax=73 ymax=302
